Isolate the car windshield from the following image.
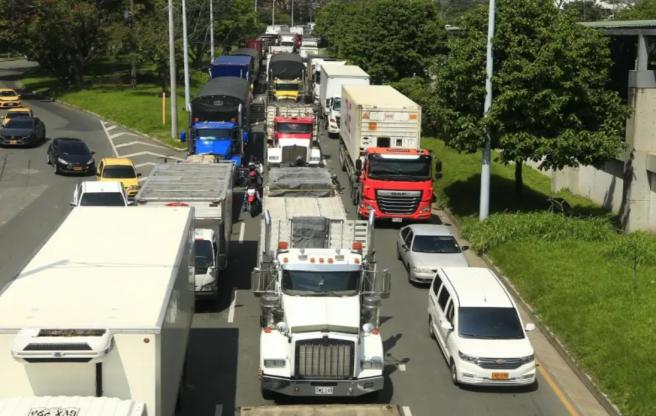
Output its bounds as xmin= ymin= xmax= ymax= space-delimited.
xmin=7 ymin=112 xmax=29 ymax=119
xmin=368 ymin=154 xmax=431 ymax=181
xmin=458 ymin=307 xmax=525 ymax=340
xmin=333 ymin=98 xmax=341 ymax=111
xmin=103 ymin=165 xmax=136 ymax=178
xmin=196 ymin=128 xmax=232 ymax=139
xmin=282 ymin=269 xmax=360 ymax=296
xmin=276 ymin=83 xmax=299 ymax=91
xmin=79 ymin=192 xmax=126 ymax=207
xmin=194 ymin=239 xmax=214 ymax=274
xmin=60 ymin=141 xmax=90 ymax=155
xmin=276 ymin=122 xmax=313 ymax=134
xmin=412 ymin=235 xmax=461 ymax=254
xmin=0 ymin=91 xmax=17 ymax=97
xmin=5 ymin=119 xmax=32 ymax=129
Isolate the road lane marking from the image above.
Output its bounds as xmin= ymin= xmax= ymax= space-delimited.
xmin=105 ymin=124 xmax=116 ymax=131
xmin=238 ymin=222 xmax=245 ymax=243
xmin=228 ymin=290 xmax=237 ymax=323
xmin=115 ymin=140 xmax=171 ymax=150
xmin=214 ymin=404 xmax=223 ymax=416
xmin=538 ymin=362 xmax=580 ymax=416
xmin=401 ymin=406 xmax=412 ymax=416
xmin=120 ymin=150 xmax=183 ymax=161
xmin=134 ymin=162 xmax=157 ymax=168
xmin=398 ymin=363 xmax=406 ymax=372
xmin=100 ymin=121 xmax=119 ymax=157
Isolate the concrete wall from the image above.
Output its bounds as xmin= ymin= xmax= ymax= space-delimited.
xmin=552 ymin=160 xmax=625 ymax=213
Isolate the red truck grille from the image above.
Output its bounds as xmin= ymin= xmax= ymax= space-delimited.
xmin=376 ymin=190 xmax=421 ymax=214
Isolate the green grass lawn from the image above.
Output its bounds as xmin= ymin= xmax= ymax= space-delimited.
xmin=21 ymin=62 xmax=209 ymax=148
xmin=421 ymin=137 xmax=654 ymax=415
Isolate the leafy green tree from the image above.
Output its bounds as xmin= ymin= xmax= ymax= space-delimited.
xmin=614 ymin=0 xmax=656 ymax=19
xmin=315 ymin=0 xmax=447 ymax=83
xmin=562 ymin=0 xmax=611 ymax=21
xmin=432 ymin=0 xmax=630 ymax=195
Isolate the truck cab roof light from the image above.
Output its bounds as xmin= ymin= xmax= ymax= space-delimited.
xmin=354 ymin=258 xmax=360 ymax=264
xmin=327 ymin=258 xmax=334 ymax=264
xmin=371 ymin=327 xmax=380 ymax=335
xmin=319 ymin=257 xmax=324 ymax=263
xmin=352 ymin=241 xmax=363 ymax=252
xmin=263 ymin=327 xmax=272 ymax=333
xmin=165 ymin=202 xmax=189 ymax=207
xmin=278 ymin=241 xmax=289 ymax=250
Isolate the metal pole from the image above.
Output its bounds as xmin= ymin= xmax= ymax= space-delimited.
xmin=255 ymin=0 xmax=257 ymax=13
xmin=182 ymin=0 xmax=191 ymax=112
xmin=168 ymin=0 xmax=178 ymax=138
xmin=479 ymin=0 xmax=495 ymax=221
xmin=291 ymin=0 xmax=294 ymax=26
xmin=130 ymin=0 xmax=136 ymax=88
xmin=210 ymin=0 xmax=215 ymax=63
xmin=272 ymin=0 xmax=275 ymax=25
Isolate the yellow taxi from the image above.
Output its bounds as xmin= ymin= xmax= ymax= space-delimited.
xmin=0 ymin=88 xmax=21 ymax=108
xmin=2 ymin=107 xmax=33 ymax=126
xmin=96 ymin=158 xmax=141 ymax=198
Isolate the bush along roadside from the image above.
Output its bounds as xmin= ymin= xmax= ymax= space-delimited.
xmin=463 ymin=212 xmax=656 ymax=416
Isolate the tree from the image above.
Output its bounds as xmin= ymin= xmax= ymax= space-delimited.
xmin=614 ymin=0 xmax=656 ymax=19
xmin=562 ymin=0 xmax=611 ymax=21
xmin=315 ymin=0 xmax=447 ymax=83
xmin=432 ymin=0 xmax=630 ymax=195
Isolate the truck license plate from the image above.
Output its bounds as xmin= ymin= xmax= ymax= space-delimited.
xmin=28 ymin=408 xmax=79 ymax=416
xmin=314 ymin=386 xmax=334 ymax=395
xmin=9 ymin=140 xmax=17 ymax=145
xmin=491 ymin=372 xmax=509 ymax=380
xmin=392 ymin=218 xmax=402 ymax=223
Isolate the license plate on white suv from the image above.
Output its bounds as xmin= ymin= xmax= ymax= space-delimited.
xmin=314 ymin=386 xmax=334 ymax=395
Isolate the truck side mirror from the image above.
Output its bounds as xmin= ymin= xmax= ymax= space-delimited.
xmin=180 ymin=131 xmax=186 ymax=143
xmin=251 ymin=268 xmax=262 ymax=296
xmin=434 ymin=158 xmax=443 ymax=178
xmin=355 ymin=159 xmax=362 ymax=172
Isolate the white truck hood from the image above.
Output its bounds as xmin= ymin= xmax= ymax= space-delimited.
xmin=282 ymin=294 xmax=360 ymax=332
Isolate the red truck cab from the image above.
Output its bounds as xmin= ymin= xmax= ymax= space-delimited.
xmin=356 ymin=147 xmax=434 ymax=221
xmin=274 ymin=116 xmax=314 ymax=142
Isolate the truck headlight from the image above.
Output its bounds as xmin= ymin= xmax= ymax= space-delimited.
xmin=360 ymin=357 xmax=384 ymax=370
xmin=57 ymin=158 xmax=67 ymax=164
xmin=458 ymin=351 xmax=478 ymax=363
xmin=310 ymin=156 xmax=320 ymax=161
xmin=519 ymin=354 xmax=535 ymax=364
xmin=263 ymin=359 xmax=286 ymax=368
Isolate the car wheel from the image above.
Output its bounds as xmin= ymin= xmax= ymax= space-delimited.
xmin=450 ymin=360 xmax=459 ymax=386
xmin=53 ymin=161 xmax=59 ymax=174
xmin=261 ymin=386 xmax=276 ymax=401
xmin=397 ymin=246 xmax=401 ymax=260
xmin=428 ymin=317 xmax=435 ymax=339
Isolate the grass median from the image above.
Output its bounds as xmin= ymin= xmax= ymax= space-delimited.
xmin=21 ymin=61 xmax=209 ymax=149
xmin=422 ymin=137 xmax=655 ymax=415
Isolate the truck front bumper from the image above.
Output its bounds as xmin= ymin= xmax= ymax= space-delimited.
xmin=358 ymin=198 xmax=432 ymax=222
xmin=262 ymin=375 xmax=384 ymax=397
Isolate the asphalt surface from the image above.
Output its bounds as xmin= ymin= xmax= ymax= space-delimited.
xmin=0 ymin=61 xmax=571 ymax=415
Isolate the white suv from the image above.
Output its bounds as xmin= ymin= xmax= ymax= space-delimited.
xmin=427 ymin=267 xmax=536 ymax=386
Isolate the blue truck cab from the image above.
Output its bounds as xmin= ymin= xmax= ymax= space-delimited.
xmin=181 ymin=121 xmax=243 ymax=166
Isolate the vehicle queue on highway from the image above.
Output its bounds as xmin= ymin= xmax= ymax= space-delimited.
xmin=0 ymin=23 xmax=539 ymax=416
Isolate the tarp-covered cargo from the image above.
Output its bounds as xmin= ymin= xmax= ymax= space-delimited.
xmin=192 ymin=77 xmax=250 ymax=123
xmin=267 ymin=167 xmax=333 ymax=197
xmin=269 ymin=53 xmax=305 ymax=79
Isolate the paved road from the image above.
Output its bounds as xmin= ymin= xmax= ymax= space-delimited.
xmin=0 ymin=59 xmax=583 ymax=415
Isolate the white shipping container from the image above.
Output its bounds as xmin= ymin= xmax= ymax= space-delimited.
xmin=340 ymin=85 xmax=422 ymax=163
xmin=0 ymin=207 xmax=195 ymax=416
xmin=319 ymin=65 xmax=370 ymax=116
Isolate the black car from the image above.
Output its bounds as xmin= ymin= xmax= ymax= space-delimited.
xmin=47 ymin=138 xmax=96 ymax=174
xmin=0 ymin=117 xmax=46 ymax=147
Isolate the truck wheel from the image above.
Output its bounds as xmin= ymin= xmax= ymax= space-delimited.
xmin=261 ymin=387 xmax=276 ymax=401
xmin=428 ymin=317 xmax=435 ymax=339
xmin=339 ymin=150 xmax=346 ymax=172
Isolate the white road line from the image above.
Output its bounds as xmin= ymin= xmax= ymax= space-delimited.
xmin=100 ymin=121 xmax=119 ymax=157
xmin=214 ymin=404 xmax=223 ymax=416
xmin=120 ymin=151 xmax=184 ymax=161
xmin=238 ymin=222 xmax=245 ymax=243
xmin=108 ymin=131 xmax=141 ymax=140
xmin=105 ymin=124 xmax=117 ymax=131
xmin=402 ymin=406 xmax=413 ymax=416
xmin=115 ymin=140 xmax=171 ymax=150
xmin=134 ymin=162 xmax=156 ymax=168
xmin=227 ymin=290 xmax=237 ymax=323
xmin=398 ymin=363 xmax=406 ymax=372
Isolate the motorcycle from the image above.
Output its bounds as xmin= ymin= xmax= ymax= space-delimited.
xmin=245 ymin=187 xmax=261 ymax=217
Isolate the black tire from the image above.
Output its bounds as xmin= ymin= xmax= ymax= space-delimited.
xmin=450 ymin=360 xmax=459 ymax=386
xmin=352 ymin=186 xmax=360 ymax=207
xmin=428 ymin=317 xmax=435 ymax=339
xmin=339 ymin=150 xmax=346 ymax=172
xmin=261 ymin=386 xmax=276 ymax=401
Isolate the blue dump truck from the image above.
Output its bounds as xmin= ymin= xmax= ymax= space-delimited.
xmin=209 ymin=55 xmax=252 ymax=82
xmin=182 ymin=77 xmax=251 ymax=166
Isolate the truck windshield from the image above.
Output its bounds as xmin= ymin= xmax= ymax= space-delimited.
xmin=276 ymin=83 xmax=299 ymax=91
xmin=196 ymin=128 xmax=232 ymax=139
xmin=79 ymin=192 xmax=126 ymax=206
xmin=458 ymin=307 xmax=525 ymax=340
xmin=412 ymin=235 xmax=461 ymax=254
xmin=277 ymin=123 xmax=313 ymax=134
xmin=280 ymin=41 xmax=294 ymax=47
xmin=368 ymin=154 xmax=431 ymax=180
xmin=282 ymin=270 xmax=360 ymax=296
xmin=194 ymin=239 xmax=214 ymax=274
xmin=332 ymin=98 xmax=341 ymax=111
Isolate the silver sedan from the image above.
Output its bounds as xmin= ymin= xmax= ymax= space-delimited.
xmin=396 ymin=224 xmax=469 ymax=284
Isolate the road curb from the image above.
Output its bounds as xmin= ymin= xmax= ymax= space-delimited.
xmin=440 ymin=207 xmax=622 ymax=416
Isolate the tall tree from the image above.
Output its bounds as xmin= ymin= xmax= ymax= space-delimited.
xmin=562 ymin=0 xmax=612 ymax=21
xmin=432 ymin=0 xmax=630 ymax=195
xmin=614 ymin=0 xmax=656 ymax=19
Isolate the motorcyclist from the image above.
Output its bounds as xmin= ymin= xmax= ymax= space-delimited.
xmin=242 ymin=163 xmax=262 ymax=212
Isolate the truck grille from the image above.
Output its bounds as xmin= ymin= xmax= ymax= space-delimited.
xmin=477 ymin=357 xmax=524 ymax=370
xmin=295 ymin=339 xmax=354 ymax=379
xmin=336 ymin=116 xmax=340 ymax=126
xmin=282 ymin=145 xmax=307 ymax=165
xmin=376 ymin=190 xmax=421 ymax=214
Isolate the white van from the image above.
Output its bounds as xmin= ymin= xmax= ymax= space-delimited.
xmin=427 ymin=267 xmax=536 ymax=386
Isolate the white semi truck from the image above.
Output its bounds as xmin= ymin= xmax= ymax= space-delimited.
xmin=319 ymin=65 xmax=370 ymax=135
xmin=0 ymin=207 xmax=195 ymax=416
xmin=252 ymin=167 xmax=390 ymax=398
xmin=135 ymin=161 xmax=234 ymax=300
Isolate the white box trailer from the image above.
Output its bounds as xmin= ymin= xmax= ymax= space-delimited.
xmin=135 ymin=162 xmax=234 ymax=299
xmin=238 ymin=404 xmax=402 ymax=416
xmin=319 ymin=65 xmax=370 ymax=117
xmin=0 ymin=207 xmax=195 ymax=416
xmin=0 ymin=396 xmax=146 ymax=416
xmin=340 ymin=85 xmax=421 ymax=163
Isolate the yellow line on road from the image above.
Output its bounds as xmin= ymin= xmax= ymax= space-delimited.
xmin=538 ymin=362 xmax=580 ymax=416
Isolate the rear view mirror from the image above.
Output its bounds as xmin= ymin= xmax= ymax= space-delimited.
xmin=69 ymin=201 xmax=76 ymax=207
xmin=441 ymin=321 xmax=453 ymax=331
xmin=461 ymin=245 xmax=469 ymax=251
xmin=127 ymin=200 xmax=136 ymax=206
xmin=525 ymin=323 xmax=536 ymax=332
xmin=137 ymin=173 xmax=142 ymax=177
xmin=355 ymin=159 xmax=362 ymax=171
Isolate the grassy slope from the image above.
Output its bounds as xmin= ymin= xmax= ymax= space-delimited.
xmin=21 ymin=62 xmax=209 ymax=148
xmin=421 ymin=137 xmax=654 ymax=415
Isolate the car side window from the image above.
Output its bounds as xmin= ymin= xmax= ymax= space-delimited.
xmin=404 ymin=230 xmax=413 ymax=247
xmin=437 ymin=286 xmax=450 ymax=312
xmin=400 ymin=228 xmax=409 ymax=241
xmin=446 ymin=301 xmax=454 ymax=324
xmin=432 ymin=274 xmax=443 ymax=296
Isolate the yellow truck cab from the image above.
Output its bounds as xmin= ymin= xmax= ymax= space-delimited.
xmin=96 ymin=157 xmax=141 ymax=197
xmin=2 ymin=107 xmax=33 ymax=126
xmin=0 ymin=89 xmax=21 ymax=108
xmin=273 ymin=78 xmax=302 ymax=101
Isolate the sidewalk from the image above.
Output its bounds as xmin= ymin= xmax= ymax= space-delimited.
xmin=434 ymin=208 xmax=617 ymax=416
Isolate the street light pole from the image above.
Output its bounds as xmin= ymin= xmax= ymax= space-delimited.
xmin=167 ymin=0 xmax=178 ymax=138
xmin=272 ymin=0 xmax=275 ymax=25
xmin=129 ymin=0 xmax=136 ymax=88
xmin=182 ymin=0 xmax=191 ymax=112
xmin=479 ymin=0 xmax=495 ymax=221
xmin=209 ymin=0 xmax=215 ymax=63
xmin=291 ymin=0 xmax=294 ymax=26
